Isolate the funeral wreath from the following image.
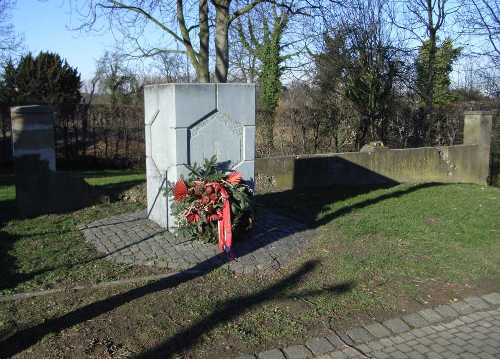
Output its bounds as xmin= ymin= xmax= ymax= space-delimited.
xmin=168 ymin=156 xmax=254 ymax=252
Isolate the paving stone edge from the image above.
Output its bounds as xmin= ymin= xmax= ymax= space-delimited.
xmin=234 ymin=292 xmax=500 ymax=359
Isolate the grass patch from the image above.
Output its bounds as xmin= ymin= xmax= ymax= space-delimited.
xmin=77 ymin=170 xmax=145 ymax=186
xmin=0 ymin=170 xmax=152 ymax=295
xmin=260 ymin=183 xmax=500 ymax=293
xmin=0 ymin=174 xmax=15 ymax=204
xmin=1 ymin=179 xmax=500 ymax=358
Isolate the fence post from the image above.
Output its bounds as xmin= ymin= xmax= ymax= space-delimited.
xmin=463 ymin=111 xmax=493 ymax=185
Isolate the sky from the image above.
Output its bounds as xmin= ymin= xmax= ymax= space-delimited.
xmin=11 ymin=0 xmax=115 ymax=80
xmin=8 ymin=0 xmax=496 ymax=89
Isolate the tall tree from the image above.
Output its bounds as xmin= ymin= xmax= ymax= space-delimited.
xmin=461 ymin=0 xmax=500 ymax=67
xmin=315 ymin=0 xmax=402 ymax=147
xmin=0 ymin=0 xmax=23 ymax=64
xmin=94 ymin=51 xmax=141 ymax=106
xmin=75 ymin=0 xmax=305 ymax=82
xmin=389 ymin=0 xmax=457 ymax=115
xmin=415 ymin=38 xmax=461 ymax=107
xmin=1 ymin=52 xmax=81 ymax=114
xmin=237 ymin=7 xmax=289 ymax=111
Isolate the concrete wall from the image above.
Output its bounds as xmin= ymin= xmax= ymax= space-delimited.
xmin=144 ymin=83 xmax=256 ymax=229
xmin=255 ymin=111 xmax=494 ymax=192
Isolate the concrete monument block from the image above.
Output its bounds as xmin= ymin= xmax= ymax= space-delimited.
xmin=11 ymin=105 xmax=56 ymax=171
xmin=464 ymin=111 xmax=493 ymax=184
xmin=11 ymin=105 xmax=93 ymax=217
xmin=144 ymin=83 xmax=256 ymax=230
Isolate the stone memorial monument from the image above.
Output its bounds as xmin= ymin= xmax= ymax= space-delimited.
xmin=11 ymin=105 xmax=56 ymax=171
xmin=144 ymin=83 xmax=256 ymax=230
xmin=11 ymin=105 xmax=92 ymax=217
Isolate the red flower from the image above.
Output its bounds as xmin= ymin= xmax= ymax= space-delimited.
xmin=206 ymin=182 xmax=221 ymax=193
xmin=193 ymin=181 xmax=204 ymax=196
xmin=186 ymin=211 xmax=200 ymax=223
xmin=209 ymin=193 xmax=218 ymax=203
xmin=174 ymin=179 xmax=188 ymax=202
xmin=201 ymin=195 xmax=210 ymax=205
xmin=212 ymin=183 xmax=221 ymax=192
xmin=207 ymin=213 xmax=221 ymax=222
xmin=226 ymin=171 xmax=242 ymax=184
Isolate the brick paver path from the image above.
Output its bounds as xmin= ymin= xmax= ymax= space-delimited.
xmin=241 ymin=293 xmax=500 ymax=359
xmin=319 ymin=307 xmax=500 ymax=359
xmin=81 ymin=209 xmax=315 ymax=274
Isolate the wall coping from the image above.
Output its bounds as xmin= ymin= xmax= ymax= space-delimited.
xmin=258 ymin=144 xmax=480 ymax=161
xmin=463 ymin=110 xmax=495 ymax=116
xmin=144 ymin=82 xmax=255 ymax=89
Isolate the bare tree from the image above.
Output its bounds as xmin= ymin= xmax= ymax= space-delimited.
xmin=389 ymin=0 xmax=458 ymax=114
xmin=462 ymin=0 xmax=500 ymax=67
xmin=72 ymin=0 xmax=306 ymax=82
xmin=0 ymin=0 xmax=23 ymax=64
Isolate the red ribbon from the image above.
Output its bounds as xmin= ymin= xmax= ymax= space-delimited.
xmin=217 ymin=187 xmax=232 ymax=253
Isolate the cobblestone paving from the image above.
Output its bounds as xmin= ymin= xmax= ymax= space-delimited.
xmin=240 ymin=293 xmax=500 ymax=359
xmin=81 ymin=209 xmax=315 ymax=274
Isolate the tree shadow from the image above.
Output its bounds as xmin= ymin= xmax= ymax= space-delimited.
xmin=13 ymin=155 xmax=144 ymax=218
xmin=0 ymin=172 xmax=144 ymax=292
xmin=0 ymin=157 xmax=445 ymax=356
xmin=0 ymin=173 xmax=24 ymax=292
xmin=0 ymin=258 xmax=353 ymax=358
xmin=135 ymin=260 xmax=354 ymax=358
xmin=36 ymin=180 xmax=435 ymax=285
xmin=255 ymin=182 xmax=444 ymax=228
xmin=0 ymin=231 xmax=38 ymax=292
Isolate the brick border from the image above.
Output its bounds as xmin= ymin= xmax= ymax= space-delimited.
xmin=235 ymin=293 xmax=500 ymax=359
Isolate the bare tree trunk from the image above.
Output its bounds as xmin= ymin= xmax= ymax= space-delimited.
xmin=177 ymin=0 xmax=210 ymax=82
xmin=424 ymin=23 xmax=437 ymax=146
xmin=92 ymin=114 xmax=97 ymax=159
xmin=198 ymin=0 xmax=210 ymax=82
xmin=124 ymin=123 xmax=130 ymax=161
xmin=215 ymin=0 xmax=230 ymax=82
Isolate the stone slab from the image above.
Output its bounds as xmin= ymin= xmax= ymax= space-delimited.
xmin=305 ymin=337 xmax=335 ymax=355
xmin=282 ymin=344 xmax=313 ymax=358
xmin=82 ymin=208 xmax=314 ymax=274
xmin=257 ymin=349 xmax=286 ymax=359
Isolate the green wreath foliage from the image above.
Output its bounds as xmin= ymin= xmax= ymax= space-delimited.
xmin=167 ymin=156 xmax=254 ymax=243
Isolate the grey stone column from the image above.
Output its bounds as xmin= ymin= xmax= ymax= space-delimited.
xmin=11 ymin=105 xmax=56 ymax=217
xmin=11 ymin=105 xmax=56 ymax=171
xmin=144 ymin=83 xmax=256 ymax=230
xmin=463 ymin=111 xmax=493 ymax=185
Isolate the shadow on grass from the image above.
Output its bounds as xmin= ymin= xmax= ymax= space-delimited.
xmin=0 ymin=173 xmax=22 ymax=292
xmin=0 ymin=176 xmax=144 ymax=292
xmin=135 ymin=261 xmax=354 ymax=358
xmin=0 ymin=182 xmax=443 ymax=356
xmin=0 ymin=256 xmax=353 ymax=358
xmin=256 ymin=182 xmax=444 ymax=228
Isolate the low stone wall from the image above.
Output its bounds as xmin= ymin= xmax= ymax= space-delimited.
xmin=255 ymin=144 xmax=485 ymax=192
xmin=255 ymin=111 xmax=494 ymax=191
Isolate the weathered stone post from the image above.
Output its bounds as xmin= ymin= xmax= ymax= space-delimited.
xmin=11 ymin=105 xmax=56 ymax=171
xmin=11 ymin=105 xmax=93 ymax=217
xmin=144 ymin=83 xmax=256 ymax=230
xmin=463 ymin=111 xmax=493 ymax=185
xmin=11 ymin=105 xmax=56 ymax=216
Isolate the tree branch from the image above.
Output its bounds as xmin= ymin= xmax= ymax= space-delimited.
xmin=100 ymin=1 xmax=184 ymax=43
